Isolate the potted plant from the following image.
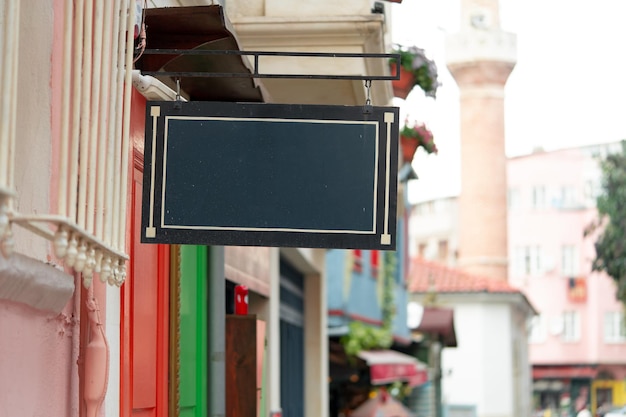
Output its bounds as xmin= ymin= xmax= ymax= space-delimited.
xmin=390 ymin=45 xmax=440 ymax=99
xmin=399 ymin=120 xmax=437 ymax=162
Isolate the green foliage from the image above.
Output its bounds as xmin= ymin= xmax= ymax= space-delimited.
xmin=341 ymin=252 xmax=397 ymax=357
xmin=341 ymin=321 xmax=393 ymax=357
xmin=587 ymin=141 xmax=626 ymax=303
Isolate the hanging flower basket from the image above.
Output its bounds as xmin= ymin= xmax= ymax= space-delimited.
xmin=390 ymin=45 xmax=440 ymax=99
xmin=400 ymin=135 xmax=420 ymax=161
xmin=399 ymin=121 xmax=437 ymax=163
xmin=390 ymin=63 xmax=415 ymax=100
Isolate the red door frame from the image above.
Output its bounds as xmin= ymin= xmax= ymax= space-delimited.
xmin=120 ymin=92 xmax=169 ymax=417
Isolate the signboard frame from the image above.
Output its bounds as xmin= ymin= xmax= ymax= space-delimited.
xmin=141 ymin=101 xmax=399 ymax=249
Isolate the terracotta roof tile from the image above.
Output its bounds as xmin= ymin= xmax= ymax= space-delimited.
xmin=408 ymin=257 xmax=521 ymax=294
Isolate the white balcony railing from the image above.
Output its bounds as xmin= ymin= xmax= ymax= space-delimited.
xmin=0 ymin=0 xmax=136 ymax=288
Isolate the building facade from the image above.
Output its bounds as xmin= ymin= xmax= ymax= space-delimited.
xmin=508 ymin=143 xmax=626 ymax=415
xmin=409 ymin=258 xmax=535 ymax=417
xmin=0 ymin=1 xmax=397 ymax=417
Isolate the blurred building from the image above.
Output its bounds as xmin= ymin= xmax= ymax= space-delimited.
xmin=408 ymin=258 xmax=535 ymax=417
xmin=508 ymin=142 xmax=626 ymax=415
xmin=410 ymin=142 xmax=626 ymax=416
xmin=409 ymin=0 xmax=535 ymax=416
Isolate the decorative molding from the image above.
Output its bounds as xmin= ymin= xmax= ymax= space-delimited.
xmin=231 ymin=15 xmax=392 ymax=106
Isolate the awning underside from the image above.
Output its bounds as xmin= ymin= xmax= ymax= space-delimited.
xmin=414 ymin=306 xmax=458 ymax=347
xmin=357 ymin=350 xmax=428 ymax=387
xmin=136 ymin=5 xmax=266 ymax=102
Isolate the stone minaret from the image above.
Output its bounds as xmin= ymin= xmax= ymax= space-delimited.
xmin=446 ymin=0 xmax=516 ymax=281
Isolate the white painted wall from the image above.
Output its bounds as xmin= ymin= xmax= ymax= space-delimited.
xmin=411 ymin=294 xmax=532 ymax=417
xmin=441 ymin=303 xmax=486 ymax=406
xmin=264 ymin=0 xmax=372 ymax=16
xmin=442 ymin=302 xmax=514 ymax=417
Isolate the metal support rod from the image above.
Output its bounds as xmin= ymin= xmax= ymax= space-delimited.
xmin=141 ymin=49 xmax=401 ymax=80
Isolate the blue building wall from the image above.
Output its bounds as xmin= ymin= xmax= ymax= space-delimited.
xmin=326 ymin=216 xmax=410 ymax=341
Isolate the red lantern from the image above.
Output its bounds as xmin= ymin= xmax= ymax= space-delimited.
xmin=234 ymin=285 xmax=248 ymax=315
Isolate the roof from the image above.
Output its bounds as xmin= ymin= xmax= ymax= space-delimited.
xmin=408 ymin=257 xmax=521 ymax=294
xmin=507 ymin=140 xmax=624 ymax=161
xmin=407 ymin=258 xmax=537 ymax=316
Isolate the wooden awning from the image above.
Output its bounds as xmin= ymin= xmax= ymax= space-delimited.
xmin=136 ymin=5 xmax=266 ymax=102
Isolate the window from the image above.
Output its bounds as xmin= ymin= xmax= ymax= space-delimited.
xmin=556 ymin=186 xmax=579 ymax=209
xmin=561 ymin=245 xmax=579 ymax=277
xmin=418 ymin=243 xmax=427 ymax=258
xmin=507 ymin=188 xmax=521 ymax=210
xmin=513 ymin=245 xmax=542 ymax=276
xmin=528 ymin=315 xmax=546 ymax=343
xmin=512 ymin=247 xmax=525 ymax=277
xmin=532 ymin=186 xmax=547 ymax=209
xmin=562 ymin=311 xmax=580 ymax=342
xmin=584 ymin=178 xmax=601 ymax=205
xmin=438 ymin=240 xmax=449 ymax=262
xmin=604 ymin=312 xmax=626 ymax=343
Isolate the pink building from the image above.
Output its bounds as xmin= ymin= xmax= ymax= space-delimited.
xmin=410 ymin=142 xmax=626 ymax=415
xmin=508 ymin=143 xmax=626 ymax=415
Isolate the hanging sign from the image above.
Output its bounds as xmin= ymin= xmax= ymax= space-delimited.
xmin=141 ymin=101 xmax=399 ymax=249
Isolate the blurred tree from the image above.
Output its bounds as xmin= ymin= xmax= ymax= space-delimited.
xmin=586 ymin=141 xmax=626 ymax=304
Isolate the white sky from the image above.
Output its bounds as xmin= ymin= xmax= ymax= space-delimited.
xmin=390 ymin=0 xmax=626 ymax=203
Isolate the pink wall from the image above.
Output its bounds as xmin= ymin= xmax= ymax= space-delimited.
xmin=0 ymin=296 xmax=78 ymax=416
xmin=508 ymin=146 xmax=626 ymax=366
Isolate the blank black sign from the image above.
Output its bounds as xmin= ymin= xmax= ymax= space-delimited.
xmin=141 ymin=101 xmax=398 ymax=249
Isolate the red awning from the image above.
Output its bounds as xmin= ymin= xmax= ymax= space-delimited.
xmin=533 ymin=366 xmax=597 ymax=379
xmin=357 ymin=350 xmax=428 ymax=387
